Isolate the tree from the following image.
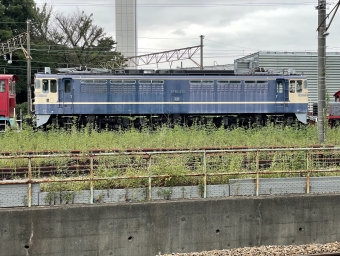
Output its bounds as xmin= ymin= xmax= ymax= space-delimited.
xmin=0 ymin=3 xmax=125 ymax=105
xmin=0 ymin=0 xmax=36 ymax=40
xmin=32 ymin=3 xmax=54 ymax=42
xmin=0 ymin=0 xmax=37 ymax=103
xmin=30 ymin=3 xmax=61 ymax=71
xmin=50 ymin=9 xmax=124 ymax=67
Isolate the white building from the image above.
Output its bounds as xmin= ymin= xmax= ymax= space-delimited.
xmin=115 ymin=0 xmax=137 ymax=58
xmin=234 ymin=51 xmax=340 ymax=104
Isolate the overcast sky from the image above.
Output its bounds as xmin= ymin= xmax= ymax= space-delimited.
xmin=35 ymin=0 xmax=340 ymax=69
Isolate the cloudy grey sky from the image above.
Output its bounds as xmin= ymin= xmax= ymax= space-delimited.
xmin=35 ymin=1 xmax=340 ymax=69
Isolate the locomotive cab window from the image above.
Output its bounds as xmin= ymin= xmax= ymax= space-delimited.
xmin=0 ymin=80 xmax=5 ymax=92
xmin=277 ymin=82 xmax=283 ymax=93
xmin=289 ymin=81 xmax=295 ymax=93
xmin=304 ymin=80 xmax=308 ymax=89
xmin=9 ymin=80 xmax=15 ymax=94
xmin=42 ymin=79 xmax=49 ymax=93
xmin=50 ymin=80 xmax=57 ymax=93
xmin=41 ymin=79 xmax=57 ymax=93
xmin=296 ymin=80 xmax=302 ymax=93
xmin=35 ymin=79 xmax=41 ymax=90
xmin=65 ymin=80 xmax=71 ymax=93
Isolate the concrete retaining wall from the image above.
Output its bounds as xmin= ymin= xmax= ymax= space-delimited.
xmin=0 ymin=184 xmax=40 ymax=207
xmin=1 ymin=194 xmax=340 ymax=256
xmin=2 ymin=177 xmax=340 ymax=208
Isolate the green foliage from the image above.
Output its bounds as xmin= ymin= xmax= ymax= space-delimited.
xmin=15 ymin=102 xmax=28 ymax=117
xmin=0 ymin=2 xmax=124 ymax=104
xmin=3 ymin=123 xmax=340 ymax=192
xmin=157 ymin=188 xmax=172 ymax=200
xmin=0 ymin=122 xmax=332 ymax=152
xmin=46 ymin=9 xmax=123 ymax=67
xmin=43 ymin=191 xmax=76 ymax=205
xmin=0 ymin=0 xmax=36 ymax=40
xmin=0 ymin=0 xmax=37 ymax=102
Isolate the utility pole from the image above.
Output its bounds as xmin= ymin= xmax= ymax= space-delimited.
xmin=316 ymin=0 xmax=340 ymax=142
xmin=200 ymin=35 xmax=204 ymax=70
xmin=317 ymin=0 xmax=327 ymax=143
xmin=27 ymin=20 xmax=31 ymax=116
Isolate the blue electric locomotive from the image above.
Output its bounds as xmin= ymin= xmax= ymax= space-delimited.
xmin=33 ymin=68 xmax=308 ymax=128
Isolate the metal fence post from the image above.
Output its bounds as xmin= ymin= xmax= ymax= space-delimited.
xmin=306 ymin=151 xmax=310 ymax=194
xmin=27 ymin=157 xmax=32 ymax=207
xmin=90 ymin=156 xmax=94 ymax=204
xmin=148 ymin=154 xmax=152 ymax=201
xmin=255 ymin=150 xmax=259 ymax=196
xmin=203 ymin=150 xmax=207 ymax=198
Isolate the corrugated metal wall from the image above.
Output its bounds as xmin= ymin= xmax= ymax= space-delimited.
xmin=234 ymin=51 xmax=340 ymax=104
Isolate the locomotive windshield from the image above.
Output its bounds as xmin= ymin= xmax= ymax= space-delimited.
xmin=35 ymin=79 xmax=41 ymax=89
xmin=50 ymin=80 xmax=57 ymax=93
xmin=0 ymin=81 xmax=5 ymax=92
xmin=296 ymin=81 xmax=302 ymax=93
xmin=9 ymin=80 xmax=15 ymax=94
xmin=42 ymin=80 xmax=49 ymax=93
xmin=289 ymin=80 xmax=306 ymax=93
xmin=289 ymin=81 xmax=295 ymax=93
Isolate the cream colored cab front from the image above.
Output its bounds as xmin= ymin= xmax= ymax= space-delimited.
xmin=34 ymin=78 xmax=59 ymax=105
xmin=289 ymin=79 xmax=308 ymax=104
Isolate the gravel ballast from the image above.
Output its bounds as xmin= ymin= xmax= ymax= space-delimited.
xmin=161 ymin=242 xmax=340 ymax=255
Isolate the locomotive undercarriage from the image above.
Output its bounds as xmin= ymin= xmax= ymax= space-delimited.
xmin=45 ymin=113 xmax=298 ymax=131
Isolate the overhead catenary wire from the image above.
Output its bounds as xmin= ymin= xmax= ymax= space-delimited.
xmin=2 ymin=1 xmax=339 ymax=71
xmin=34 ymin=2 xmax=318 ymax=8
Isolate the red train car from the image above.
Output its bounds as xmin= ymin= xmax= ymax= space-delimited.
xmin=0 ymin=74 xmax=18 ymax=129
xmin=326 ymin=91 xmax=340 ymax=128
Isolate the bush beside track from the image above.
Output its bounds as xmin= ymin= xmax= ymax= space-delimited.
xmin=2 ymin=123 xmax=340 ymax=193
xmin=1 ymin=122 xmax=339 ymax=153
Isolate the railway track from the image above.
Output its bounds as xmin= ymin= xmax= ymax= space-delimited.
xmin=1 ymin=146 xmax=340 ymax=180
xmin=0 ymin=145 xmax=336 ymax=156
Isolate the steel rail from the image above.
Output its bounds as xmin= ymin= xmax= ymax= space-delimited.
xmin=1 ymin=155 xmax=340 ymax=180
xmin=1 ymin=147 xmax=340 ymax=160
xmin=0 ymin=145 xmax=336 ymax=156
xmin=1 ymin=168 xmax=340 ymax=185
xmin=1 ymin=147 xmax=340 ymax=180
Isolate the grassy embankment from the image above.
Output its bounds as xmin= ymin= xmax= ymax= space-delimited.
xmin=1 ymin=123 xmax=337 ymax=151
xmin=1 ymin=123 xmax=340 ymax=191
